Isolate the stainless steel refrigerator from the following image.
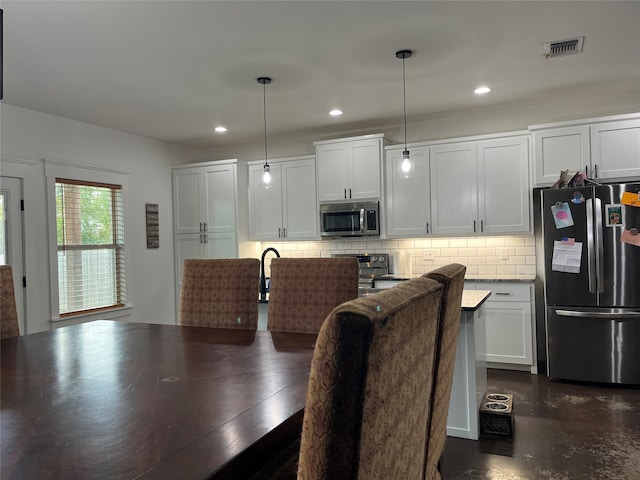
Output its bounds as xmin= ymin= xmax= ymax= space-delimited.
xmin=541 ymin=182 xmax=640 ymax=385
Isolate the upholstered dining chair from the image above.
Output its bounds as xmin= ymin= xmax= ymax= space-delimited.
xmin=423 ymin=263 xmax=467 ymax=480
xmin=267 ymin=257 xmax=359 ymax=334
xmin=297 ymin=276 xmax=445 ymax=480
xmin=179 ymin=258 xmax=260 ymax=330
xmin=1 ymin=265 xmax=21 ymax=340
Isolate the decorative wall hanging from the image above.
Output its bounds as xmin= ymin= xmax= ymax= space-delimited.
xmin=145 ymin=203 xmax=159 ymax=249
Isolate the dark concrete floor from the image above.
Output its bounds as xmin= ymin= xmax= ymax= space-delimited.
xmin=441 ymin=369 xmax=640 ymax=480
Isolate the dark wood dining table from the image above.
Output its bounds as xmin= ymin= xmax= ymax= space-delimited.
xmin=0 ymin=320 xmax=317 ymax=480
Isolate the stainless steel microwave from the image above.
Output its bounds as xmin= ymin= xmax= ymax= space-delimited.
xmin=319 ymin=201 xmax=380 ymax=237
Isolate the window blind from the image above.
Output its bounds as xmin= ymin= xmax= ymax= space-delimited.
xmin=55 ymin=178 xmax=126 ymax=316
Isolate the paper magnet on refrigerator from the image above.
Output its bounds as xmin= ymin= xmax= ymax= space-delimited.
xmin=551 ymin=202 xmax=574 ymax=229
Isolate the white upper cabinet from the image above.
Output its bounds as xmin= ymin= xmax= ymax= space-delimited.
xmin=430 ymin=135 xmax=530 ymax=235
xmin=477 ymin=136 xmax=530 ymax=234
xmin=532 ymin=125 xmax=590 ymax=185
xmin=315 ymin=134 xmax=384 ymax=202
xmin=531 ymin=114 xmax=640 ymax=186
xmin=430 ymin=142 xmax=478 ymax=235
xmin=173 ymin=162 xmax=237 ymax=235
xmin=590 ymin=119 xmax=640 ymax=179
xmin=249 ymin=156 xmax=318 ymax=241
xmin=385 ymin=146 xmax=431 ymax=237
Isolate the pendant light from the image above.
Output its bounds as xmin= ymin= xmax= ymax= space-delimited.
xmin=396 ymin=49 xmax=413 ymax=178
xmin=258 ymin=77 xmax=272 ymax=188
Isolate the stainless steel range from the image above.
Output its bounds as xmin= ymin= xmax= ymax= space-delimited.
xmin=332 ymin=253 xmax=389 ymax=288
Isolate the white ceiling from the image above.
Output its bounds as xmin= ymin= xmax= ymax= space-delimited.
xmin=2 ymin=1 xmax=639 ymax=149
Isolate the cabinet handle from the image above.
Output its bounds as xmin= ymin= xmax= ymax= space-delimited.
xmin=494 ymin=292 xmax=511 ymax=296
xmin=426 ymin=222 xmax=429 ymax=234
xmin=203 ymin=234 xmax=208 ymax=244
xmin=349 ymin=188 xmax=352 ymax=199
xmin=199 ymin=233 xmax=203 ymax=244
xmin=283 ymin=227 xmax=287 ymax=238
xmin=594 ymin=164 xmax=598 ymax=178
xmin=278 ymin=227 xmax=281 ymax=238
xmin=203 ymin=222 xmax=207 ymax=232
xmin=473 ymin=220 xmax=476 ymax=233
xmin=585 ymin=165 xmax=589 ymax=178
xmin=199 ymin=222 xmax=203 ymax=232
xmin=480 ymin=220 xmax=484 ymax=232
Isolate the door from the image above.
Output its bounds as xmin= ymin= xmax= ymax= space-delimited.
xmin=541 ymin=187 xmax=596 ymax=307
xmin=0 ymin=176 xmax=25 ymax=333
xmin=173 ymin=168 xmax=204 ymax=234
xmin=595 ymin=183 xmax=640 ymax=307
xmin=477 ymin=137 xmax=530 ymax=234
xmin=349 ymin=139 xmax=381 ymax=200
xmin=590 ymin=120 xmax=640 ymax=180
xmin=282 ymin=159 xmax=317 ymax=239
xmin=249 ymin=163 xmax=283 ymax=240
xmin=316 ymin=143 xmax=349 ymax=202
xmin=386 ymin=146 xmax=431 ymax=237
xmin=203 ymin=164 xmax=237 ymax=233
xmin=430 ymin=142 xmax=477 ymax=235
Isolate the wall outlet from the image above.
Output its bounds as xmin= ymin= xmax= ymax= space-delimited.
xmin=500 ymin=248 xmax=510 ymax=260
xmin=424 ymin=249 xmax=434 ymax=260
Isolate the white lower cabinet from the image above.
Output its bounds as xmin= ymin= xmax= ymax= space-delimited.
xmin=467 ymin=281 xmax=536 ymax=373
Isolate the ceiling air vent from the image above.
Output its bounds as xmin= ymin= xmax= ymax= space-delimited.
xmin=544 ymin=37 xmax=584 ymax=58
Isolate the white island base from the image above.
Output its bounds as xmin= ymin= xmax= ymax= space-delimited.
xmin=446 ymin=290 xmax=490 ymax=440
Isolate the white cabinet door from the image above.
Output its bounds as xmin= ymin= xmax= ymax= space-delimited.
xmin=469 ymin=282 xmax=534 ymax=368
xmin=203 ymin=164 xmax=237 ymax=233
xmin=282 ymin=159 xmax=318 ymax=239
xmin=249 ymin=163 xmax=284 ymax=240
xmin=590 ymin=119 xmax=640 ymax=179
xmin=204 ymin=232 xmax=238 ymax=259
xmin=385 ymin=146 xmax=431 ymax=237
xmin=349 ymin=138 xmax=382 ymax=200
xmin=248 ymin=157 xmax=317 ymax=241
xmin=173 ymin=168 xmax=204 ymax=234
xmin=316 ymin=143 xmax=350 ymax=202
xmin=483 ymin=300 xmax=533 ymax=365
xmin=477 ymin=136 xmax=530 ymax=234
xmin=532 ymin=125 xmax=590 ymax=186
xmin=430 ymin=142 xmax=478 ymax=235
xmin=316 ymin=136 xmax=383 ymax=202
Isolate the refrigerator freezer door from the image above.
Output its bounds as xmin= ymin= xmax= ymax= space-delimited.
xmin=547 ymin=307 xmax=640 ymax=385
xmin=542 ymin=187 xmax=596 ymax=307
xmin=596 ymin=183 xmax=640 ymax=308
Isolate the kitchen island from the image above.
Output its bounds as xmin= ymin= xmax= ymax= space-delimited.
xmin=258 ymin=288 xmax=491 ymax=441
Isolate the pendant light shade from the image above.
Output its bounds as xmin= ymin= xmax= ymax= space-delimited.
xmin=396 ymin=50 xmax=413 ymax=178
xmin=258 ymin=77 xmax=272 ymax=188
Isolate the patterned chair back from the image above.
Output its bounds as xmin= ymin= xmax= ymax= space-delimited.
xmin=267 ymin=257 xmax=359 ymax=334
xmin=179 ymin=258 xmax=260 ymax=330
xmin=423 ymin=263 xmax=467 ymax=480
xmin=1 ymin=265 xmax=20 ymax=340
xmin=297 ymin=276 xmax=444 ymax=480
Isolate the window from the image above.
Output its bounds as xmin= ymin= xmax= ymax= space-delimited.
xmin=55 ymin=178 xmax=126 ymax=316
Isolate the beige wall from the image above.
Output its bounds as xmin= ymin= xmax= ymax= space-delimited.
xmin=199 ymin=79 xmax=640 ymax=163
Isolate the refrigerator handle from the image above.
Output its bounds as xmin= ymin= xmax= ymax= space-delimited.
xmin=556 ymin=309 xmax=640 ymax=320
xmin=586 ymin=198 xmax=597 ymax=294
xmin=594 ymin=197 xmax=604 ymax=293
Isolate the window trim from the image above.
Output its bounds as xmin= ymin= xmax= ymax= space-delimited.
xmin=45 ymin=160 xmax=130 ymax=321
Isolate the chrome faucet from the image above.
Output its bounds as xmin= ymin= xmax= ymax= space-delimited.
xmin=260 ymin=247 xmax=280 ymax=302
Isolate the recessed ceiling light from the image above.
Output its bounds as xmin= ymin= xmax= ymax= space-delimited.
xmin=214 ymin=126 xmax=227 ymax=133
xmin=474 ymin=86 xmax=492 ymax=95
xmin=329 ymin=109 xmax=343 ymax=117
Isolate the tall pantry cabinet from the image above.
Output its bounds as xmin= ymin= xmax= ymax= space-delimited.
xmin=172 ymin=159 xmax=248 ymax=314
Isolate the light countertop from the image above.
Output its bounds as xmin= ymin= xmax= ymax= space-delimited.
xmin=461 ymin=290 xmax=492 ymax=311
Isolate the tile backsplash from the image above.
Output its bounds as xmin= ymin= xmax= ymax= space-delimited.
xmin=252 ymin=235 xmax=536 ymax=278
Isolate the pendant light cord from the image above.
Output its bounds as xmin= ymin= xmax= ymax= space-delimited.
xmin=262 ymin=81 xmax=268 ymax=165
xmin=402 ymin=55 xmax=407 ymax=150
